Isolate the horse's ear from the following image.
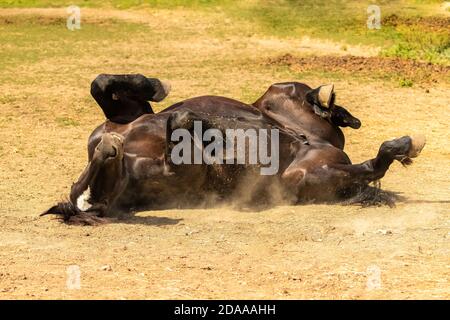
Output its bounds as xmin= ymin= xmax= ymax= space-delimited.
xmin=306 ymin=84 xmax=334 ymax=109
xmin=318 ymin=84 xmax=334 ymax=108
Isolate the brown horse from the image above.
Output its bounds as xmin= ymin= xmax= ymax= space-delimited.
xmin=42 ymin=75 xmax=425 ymax=224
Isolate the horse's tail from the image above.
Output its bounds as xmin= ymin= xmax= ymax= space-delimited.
xmin=341 ymin=181 xmax=403 ymax=208
xmin=40 ymin=201 xmax=79 ymax=221
xmin=40 ymin=201 xmax=107 ymax=225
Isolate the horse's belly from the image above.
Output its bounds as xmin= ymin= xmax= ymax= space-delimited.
xmin=119 ymin=164 xmax=209 ymax=209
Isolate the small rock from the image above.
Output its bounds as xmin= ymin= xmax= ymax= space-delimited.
xmin=376 ymin=229 xmax=392 ymax=235
xmin=100 ymin=265 xmax=112 ymax=271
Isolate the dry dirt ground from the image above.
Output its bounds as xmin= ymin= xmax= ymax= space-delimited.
xmin=0 ymin=7 xmax=449 ymax=299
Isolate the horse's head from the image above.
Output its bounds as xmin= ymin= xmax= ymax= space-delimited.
xmin=252 ymin=82 xmax=361 ymax=149
xmin=253 ymin=82 xmax=361 ymax=130
xmin=305 ymin=84 xmax=361 ymax=129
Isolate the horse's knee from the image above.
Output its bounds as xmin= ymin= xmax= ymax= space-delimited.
xmin=281 ymin=166 xmax=306 ymax=189
xmin=71 ymin=133 xmax=126 ymax=215
xmin=93 ymin=132 xmax=124 ymax=162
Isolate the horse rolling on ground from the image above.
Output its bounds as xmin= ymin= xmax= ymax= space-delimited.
xmin=42 ymin=74 xmax=425 ymax=224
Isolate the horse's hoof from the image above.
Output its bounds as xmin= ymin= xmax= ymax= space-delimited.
xmin=152 ymin=80 xmax=171 ymax=102
xmin=408 ymin=134 xmax=426 ymax=158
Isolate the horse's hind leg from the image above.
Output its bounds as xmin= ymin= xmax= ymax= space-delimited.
xmin=91 ymin=74 xmax=170 ymax=123
xmin=41 ymin=132 xmax=127 ymax=224
xmin=331 ymin=135 xmax=426 ymax=183
xmin=281 ymin=135 xmax=425 ymax=204
xmin=329 ymin=135 xmax=426 ymax=204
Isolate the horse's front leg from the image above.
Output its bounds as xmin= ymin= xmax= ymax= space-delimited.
xmin=41 ymin=132 xmax=127 ymax=224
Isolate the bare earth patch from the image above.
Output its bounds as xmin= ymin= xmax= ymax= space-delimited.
xmin=268 ymin=54 xmax=450 ymax=84
xmin=383 ymin=14 xmax=450 ymax=32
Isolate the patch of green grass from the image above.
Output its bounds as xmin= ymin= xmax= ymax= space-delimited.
xmin=0 ymin=0 xmax=233 ymax=9
xmin=380 ymin=26 xmax=450 ymax=64
xmin=0 ymin=0 xmax=94 ymax=8
xmin=221 ymin=1 xmax=449 ymax=65
xmin=56 ymin=116 xmax=80 ymax=127
xmin=0 ymin=18 xmax=149 ymax=70
xmin=399 ymin=78 xmax=414 ymax=87
xmin=1 ymin=0 xmax=448 ymax=66
xmin=151 ymin=1 xmax=443 ymax=65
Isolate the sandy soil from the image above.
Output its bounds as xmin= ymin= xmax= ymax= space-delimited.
xmin=0 ymin=7 xmax=448 ymax=299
